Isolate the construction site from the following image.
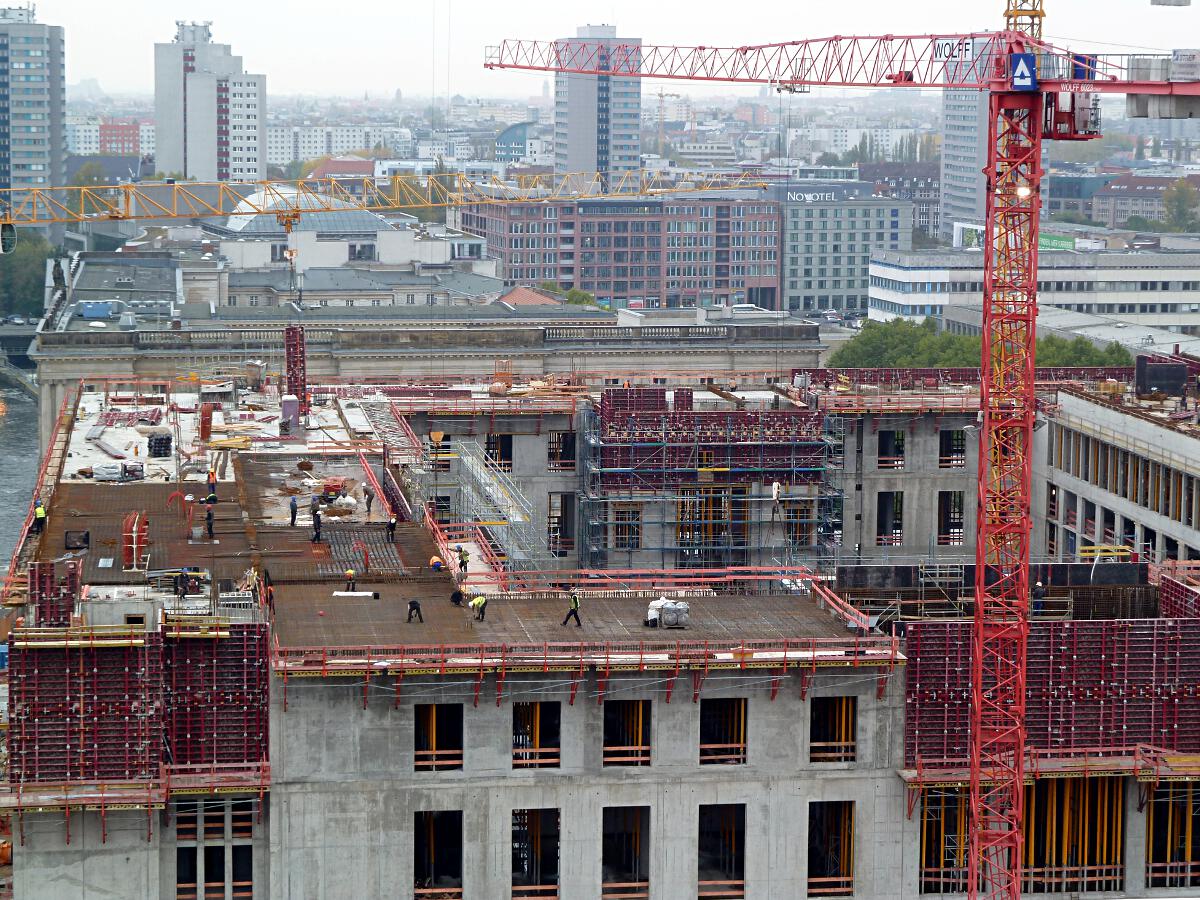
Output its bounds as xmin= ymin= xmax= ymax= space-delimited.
xmin=2 ymin=3 xmax=1200 ymax=897
xmin=0 ymin=313 xmax=1193 ymax=899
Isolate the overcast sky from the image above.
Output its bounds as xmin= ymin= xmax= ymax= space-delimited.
xmin=35 ymin=0 xmax=1200 ymax=99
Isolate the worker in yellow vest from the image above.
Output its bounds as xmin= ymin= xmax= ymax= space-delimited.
xmin=32 ymin=499 xmax=47 ymax=534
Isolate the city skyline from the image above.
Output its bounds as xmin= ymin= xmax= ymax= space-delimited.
xmin=32 ymin=0 xmax=1200 ymax=99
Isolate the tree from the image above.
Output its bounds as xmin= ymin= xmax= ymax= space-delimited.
xmin=0 ymin=228 xmax=54 ymax=316
xmin=815 ymin=152 xmax=841 ymax=166
xmin=1163 ymin=178 xmax=1199 ymax=232
xmin=1123 ymin=214 xmax=1170 ymax=232
xmin=564 ymin=288 xmax=598 ymax=306
xmin=1050 ymin=211 xmax=1101 ymax=227
xmin=537 ymin=281 xmax=564 ymax=295
xmin=300 ymin=156 xmax=331 ymax=178
xmin=73 ymin=161 xmax=108 ymax=186
xmin=826 ymin=318 xmax=1132 ymax=368
xmin=1135 ymin=138 xmax=1146 ymax=161
xmin=1151 ymin=136 xmax=1163 ymax=159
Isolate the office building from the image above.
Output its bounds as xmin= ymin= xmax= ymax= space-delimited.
xmin=553 ymin=24 xmax=641 ymax=183
xmin=870 ymin=248 xmax=1200 ymax=331
xmin=0 ymin=5 xmax=66 ymax=191
xmin=154 ymin=21 xmax=266 ymax=181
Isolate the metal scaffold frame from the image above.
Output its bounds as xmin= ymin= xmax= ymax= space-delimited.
xmin=443 ymin=438 xmax=553 ymax=572
xmin=577 ymin=391 xmax=840 ymax=571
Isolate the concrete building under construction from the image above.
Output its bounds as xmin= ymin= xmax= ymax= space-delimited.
xmin=3 ymin=346 xmax=1200 ymax=899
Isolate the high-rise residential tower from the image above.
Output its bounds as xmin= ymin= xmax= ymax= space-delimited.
xmin=0 ymin=6 xmax=66 ymax=192
xmin=553 ymin=24 xmax=641 ymax=184
xmin=154 ymin=22 xmax=265 ymax=181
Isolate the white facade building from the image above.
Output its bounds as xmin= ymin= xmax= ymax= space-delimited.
xmin=870 ymin=249 xmax=1200 ymax=331
xmin=266 ymin=126 xmax=414 ymax=166
xmin=66 ymin=116 xmax=100 ymax=156
xmin=154 ymin=22 xmax=266 ymax=181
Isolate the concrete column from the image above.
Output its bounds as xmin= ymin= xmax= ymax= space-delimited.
xmin=653 ymin=693 xmax=696 ymax=769
xmin=560 ymin=788 xmax=602 ymax=900
xmin=1123 ymin=776 xmax=1148 ymax=896
xmin=651 ymin=787 xmax=695 ymax=900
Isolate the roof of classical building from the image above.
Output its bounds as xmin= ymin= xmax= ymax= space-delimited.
xmin=203 ymin=187 xmax=393 ymax=237
xmin=226 ymin=267 xmax=503 ymax=297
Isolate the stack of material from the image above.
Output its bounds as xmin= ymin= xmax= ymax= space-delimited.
xmin=148 ymin=434 xmax=173 ymax=458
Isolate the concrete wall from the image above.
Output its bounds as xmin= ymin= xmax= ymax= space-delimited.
xmin=15 ymin=801 xmax=270 ymax=900
xmin=841 ymin=412 xmax=978 ymax=564
xmin=269 ymin=666 xmax=912 ymax=900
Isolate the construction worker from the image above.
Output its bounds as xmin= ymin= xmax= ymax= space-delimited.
xmin=387 ymin=515 xmax=397 ymax=541
xmin=310 ymin=495 xmax=320 ymax=516
xmin=289 ymin=495 xmax=298 ymax=527
xmin=345 ymin=569 xmax=356 ymax=592
xmin=206 ymin=505 xmax=215 ymax=540
xmin=450 ymin=588 xmax=465 ymax=607
xmin=468 ymin=594 xmax=487 ymax=621
xmin=456 ymin=545 xmax=470 ymax=575
xmin=311 ymin=509 xmax=322 ymax=543
xmin=1032 ymin=580 xmax=1046 ymax=616
xmin=561 ymin=590 xmax=582 ymax=627
xmin=364 ymin=485 xmax=375 ymax=517
xmin=32 ymin=499 xmax=46 ymax=534
xmin=407 ymin=598 xmax=424 ymax=623
xmin=429 ymin=555 xmax=444 ymax=572
xmin=206 ymin=469 xmax=217 ymax=498
xmin=206 ymin=492 xmax=218 ymax=506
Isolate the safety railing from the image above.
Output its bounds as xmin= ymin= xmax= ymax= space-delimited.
xmin=810 ymin=741 xmax=856 ymax=763
xmin=937 ymin=531 xmax=965 ymax=547
xmin=697 ymin=881 xmax=745 ymax=899
xmin=698 ymin=742 xmax=747 ymax=765
xmin=939 ymin=453 xmax=967 ymax=468
xmin=810 ymin=582 xmax=871 ymax=632
xmin=512 ymin=746 xmax=560 ymax=769
xmin=413 ymin=748 xmax=464 ymax=771
xmin=602 ymin=744 xmax=651 ymax=766
xmin=876 ymin=455 xmax=905 ymax=469
xmin=807 ymin=875 xmax=853 ymax=896
xmin=414 ymin=887 xmax=463 ymax=900
xmin=511 ymin=886 xmax=559 ymax=899
xmin=601 ymin=880 xmax=649 ymax=899
xmin=273 ymin=634 xmax=903 ymax=677
xmin=1147 ymin=860 xmax=1200 ymax=888
xmin=875 ymin=532 xmax=903 ymax=547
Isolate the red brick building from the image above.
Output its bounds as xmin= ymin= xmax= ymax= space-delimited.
xmin=450 ymin=195 xmax=780 ymax=310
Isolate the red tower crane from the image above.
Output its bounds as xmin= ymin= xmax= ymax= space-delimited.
xmin=485 ymin=7 xmax=1200 ymax=899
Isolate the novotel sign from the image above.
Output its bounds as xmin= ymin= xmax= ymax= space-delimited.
xmin=787 ymin=191 xmax=837 ymax=202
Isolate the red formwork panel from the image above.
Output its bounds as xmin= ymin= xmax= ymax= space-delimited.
xmin=8 ymin=632 xmax=163 ymax=783
xmin=905 ymin=618 xmax=1200 ymax=768
xmin=164 ymin=623 xmax=269 ymax=767
xmin=1159 ymin=576 xmax=1200 ymax=619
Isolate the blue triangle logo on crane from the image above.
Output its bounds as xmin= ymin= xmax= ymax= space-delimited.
xmin=1011 ymin=53 xmax=1038 ymax=91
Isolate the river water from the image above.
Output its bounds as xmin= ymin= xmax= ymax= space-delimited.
xmin=0 ymin=388 xmax=41 ymax=565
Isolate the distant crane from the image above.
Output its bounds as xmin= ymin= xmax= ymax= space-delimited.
xmin=484 ymin=2 xmax=1200 ymax=897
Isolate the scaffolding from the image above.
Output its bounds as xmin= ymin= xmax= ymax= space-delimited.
xmin=439 ymin=438 xmax=554 ymax=572
xmin=284 ymin=324 xmax=307 ymax=414
xmin=579 ymin=389 xmax=839 ymax=571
